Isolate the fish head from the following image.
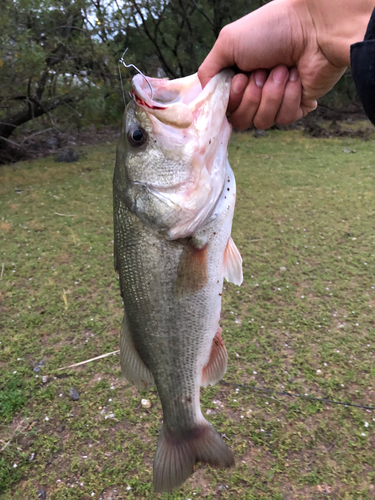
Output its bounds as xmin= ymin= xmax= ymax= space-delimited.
xmin=115 ymin=70 xmax=233 ymax=239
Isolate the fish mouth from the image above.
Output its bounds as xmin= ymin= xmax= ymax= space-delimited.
xmin=130 ymin=91 xmax=167 ymax=111
xmin=131 ymin=71 xmax=233 ymax=129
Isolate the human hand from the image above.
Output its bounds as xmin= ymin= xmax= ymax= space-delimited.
xmin=226 ymin=66 xmax=304 ymax=130
xmin=199 ymin=0 xmax=373 ymax=130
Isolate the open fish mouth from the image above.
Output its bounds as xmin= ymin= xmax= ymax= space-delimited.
xmin=131 ymin=71 xmax=233 ymax=129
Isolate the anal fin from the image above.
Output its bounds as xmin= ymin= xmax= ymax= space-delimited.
xmin=223 ymin=236 xmax=243 ymax=285
xmin=120 ymin=315 xmax=154 ymax=390
xmin=201 ymin=327 xmax=227 ymax=387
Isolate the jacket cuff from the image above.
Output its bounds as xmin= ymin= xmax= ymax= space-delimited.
xmin=350 ymin=8 xmax=375 ymax=126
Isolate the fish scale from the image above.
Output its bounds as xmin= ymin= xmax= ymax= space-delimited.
xmin=113 ymin=70 xmax=242 ymax=492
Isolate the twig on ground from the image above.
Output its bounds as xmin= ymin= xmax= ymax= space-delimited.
xmin=263 ymin=394 xmax=289 ymax=409
xmin=55 ymin=213 xmax=76 ymax=217
xmin=0 ymin=263 xmax=4 ymax=280
xmin=19 ymin=128 xmax=55 ymax=145
xmin=55 ymin=351 xmax=120 ymax=371
xmin=0 ymin=128 xmax=55 ymax=148
xmin=0 ymin=440 xmax=12 ymax=452
xmin=0 ymin=136 xmax=21 ymax=147
xmin=0 ymin=421 xmax=26 ymax=452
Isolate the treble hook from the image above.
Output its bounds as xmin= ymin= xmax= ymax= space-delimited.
xmin=118 ymin=48 xmax=154 ymax=106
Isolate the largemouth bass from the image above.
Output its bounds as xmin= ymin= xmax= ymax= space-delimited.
xmin=113 ymin=70 xmax=243 ymax=492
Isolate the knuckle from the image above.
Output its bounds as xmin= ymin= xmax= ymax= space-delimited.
xmin=254 ymin=117 xmax=273 ymax=130
xmin=246 ymin=94 xmax=261 ymax=107
xmin=230 ymin=116 xmax=249 ymax=131
xmin=277 ymin=107 xmax=304 ymax=125
xmin=262 ymin=89 xmax=284 ymax=105
xmin=218 ymin=25 xmax=231 ymax=45
xmin=276 ymin=114 xmax=292 ymax=126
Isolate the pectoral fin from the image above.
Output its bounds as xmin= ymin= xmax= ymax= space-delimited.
xmin=223 ymin=237 xmax=243 ymax=286
xmin=120 ymin=315 xmax=154 ymax=390
xmin=174 ymin=240 xmax=208 ymax=296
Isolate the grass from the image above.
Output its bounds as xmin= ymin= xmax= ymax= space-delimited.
xmin=1 ymin=127 xmax=375 ymax=499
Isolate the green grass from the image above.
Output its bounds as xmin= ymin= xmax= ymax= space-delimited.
xmin=1 ymin=128 xmax=375 ymax=499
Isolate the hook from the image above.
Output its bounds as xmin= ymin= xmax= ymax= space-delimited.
xmin=118 ymin=48 xmax=154 ymax=106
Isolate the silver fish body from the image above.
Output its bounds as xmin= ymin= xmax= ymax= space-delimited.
xmin=113 ymin=70 xmax=242 ymax=492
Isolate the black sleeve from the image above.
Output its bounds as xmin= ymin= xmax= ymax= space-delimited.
xmin=350 ymin=8 xmax=375 ymax=126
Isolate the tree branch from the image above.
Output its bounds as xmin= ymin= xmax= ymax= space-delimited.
xmin=129 ymin=0 xmax=178 ymax=78
xmin=0 ymin=128 xmax=55 ymax=148
xmin=0 ymin=95 xmax=85 ymax=140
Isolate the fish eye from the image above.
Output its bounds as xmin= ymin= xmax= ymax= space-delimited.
xmin=128 ymin=125 xmax=148 ymax=147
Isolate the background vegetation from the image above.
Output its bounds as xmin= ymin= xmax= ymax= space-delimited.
xmin=1 ymin=128 xmax=375 ymax=499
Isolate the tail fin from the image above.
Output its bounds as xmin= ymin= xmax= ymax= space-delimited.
xmin=153 ymin=421 xmax=234 ymax=493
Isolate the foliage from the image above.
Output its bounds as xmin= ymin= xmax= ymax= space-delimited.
xmin=0 ymin=0 xmax=120 ymax=152
xmin=0 ymin=378 xmax=28 ymax=423
xmin=1 ymin=128 xmax=375 ymax=498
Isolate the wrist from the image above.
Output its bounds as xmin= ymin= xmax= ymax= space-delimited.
xmin=291 ymin=0 xmax=375 ymax=66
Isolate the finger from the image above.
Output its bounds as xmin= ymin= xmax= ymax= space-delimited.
xmin=275 ymin=68 xmax=304 ymax=125
xmin=301 ymin=98 xmax=318 ymax=116
xmin=198 ymin=26 xmax=235 ymax=88
xmin=228 ymin=73 xmax=249 ymax=114
xmin=253 ymin=65 xmax=289 ymax=130
xmin=229 ymin=70 xmax=268 ymax=130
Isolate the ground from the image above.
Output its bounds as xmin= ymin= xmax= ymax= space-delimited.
xmin=1 ymin=127 xmax=375 ymax=499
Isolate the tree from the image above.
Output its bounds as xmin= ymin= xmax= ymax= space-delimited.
xmin=0 ymin=0 xmax=118 ymax=160
xmin=117 ymin=0 xmax=267 ymax=78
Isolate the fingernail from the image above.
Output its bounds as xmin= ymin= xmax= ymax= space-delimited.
xmin=255 ymin=72 xmax=267 ymax=88
xmin=272 ymin=66 xmax=288 ymax=84
xmin=289 ymin=67 xmax=299 ymax=82
xmin=232 ymin=76 xmax=246 ymax=94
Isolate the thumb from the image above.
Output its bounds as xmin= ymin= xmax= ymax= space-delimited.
xmin=199 ymin=1 xmax=298 ymax=88
xmin=198 ymin=28 xmax=235 ymax=88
